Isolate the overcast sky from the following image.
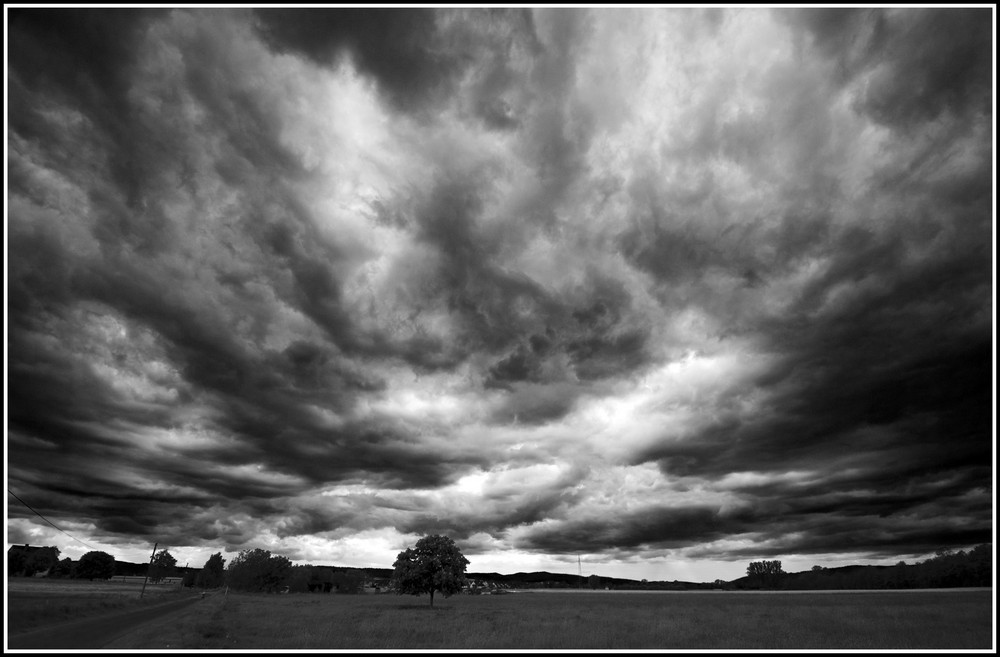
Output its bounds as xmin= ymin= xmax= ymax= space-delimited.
xmin=6 ymin=7 xmax=994 ymax=582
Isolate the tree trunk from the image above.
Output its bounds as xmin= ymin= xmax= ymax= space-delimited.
xmin=429 ymin=588 xmax=434 ymax=606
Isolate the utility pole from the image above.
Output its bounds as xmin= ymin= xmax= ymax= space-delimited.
xmin=140 ymin=542 xmax=158 ymax=599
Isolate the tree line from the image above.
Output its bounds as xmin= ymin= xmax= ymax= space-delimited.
xmin=8 ymin=546 xmax=193 ymax=582
xmin=7 ymin=535 xmax=470 ymax=607
xmin=737 ymin=545 xmax=992 ymax=590
xmin=10 ymin=540 xmax=990 ymax=596
xmin=10 ymin=546 xmax=379 ymax=594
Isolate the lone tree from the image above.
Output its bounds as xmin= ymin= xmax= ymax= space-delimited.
xmin=148 ymin=549 xmax=177 ymax=583
xmin=391 ymin=534 xmax=469 ymax=606
xmin=76 ymin=551 xmax=116 ymax=580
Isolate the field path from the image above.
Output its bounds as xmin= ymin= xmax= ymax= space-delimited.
xmin=7 ymin=593 xmax=205 ymax=649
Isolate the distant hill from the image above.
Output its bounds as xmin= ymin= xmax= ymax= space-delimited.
xmin=365 ymin=544 xmax=991 ymax=591
xmin=464 ymin=570 xmax=714 ymax=590
xmin=112 ymin=542 xmax=991 ymax=591
xmin=111 ymin=560 xmax=200 ymax=577
xmin=299 ymin=566 xmax=699 ymax=590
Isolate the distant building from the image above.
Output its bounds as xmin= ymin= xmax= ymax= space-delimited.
xmin=7 ymin=544 xmax=58 ymax=577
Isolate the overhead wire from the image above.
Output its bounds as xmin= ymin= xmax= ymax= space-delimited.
xmin=7 ymin=488 xmax=104 ymax=553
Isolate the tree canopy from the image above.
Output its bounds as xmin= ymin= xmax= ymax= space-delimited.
xmin=8 ymin=545 xmax=60 ymax=577
xmin=747 ymin=560 xmax=785 ymax=589
xmin=52 ymin=557 xmax=75 ymax=578
xmin=226 ymin=548 xmax=292 ymax=592
xmin=391 ymin=534 xmax=469 ymax=606
xmin=196 ymin=552 xmax=227 ymax=588
xmin=76 ymin=550 xmax=116 ymax=580
xmin=148 ymin=549 xmax=177 ymax=582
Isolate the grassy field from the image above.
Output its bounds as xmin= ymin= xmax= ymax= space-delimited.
xmin=7 ymin=577 xmax=186 ymax=636
xmin=103 ymin=589 xmax=993 ymax=650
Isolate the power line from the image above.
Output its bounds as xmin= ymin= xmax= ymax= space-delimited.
xmin=7 ymin=488 xmax=103 ymax=552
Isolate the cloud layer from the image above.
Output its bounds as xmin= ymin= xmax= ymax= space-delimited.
xmin=7 ymin=8 xmax=993 ymax=577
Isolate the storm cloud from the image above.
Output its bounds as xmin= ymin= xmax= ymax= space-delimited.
xmin=6 ymin=7 xmax=992 ymax=580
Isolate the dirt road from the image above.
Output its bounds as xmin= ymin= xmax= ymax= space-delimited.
xmin=7 ymin=594 xmax=205 ymax=650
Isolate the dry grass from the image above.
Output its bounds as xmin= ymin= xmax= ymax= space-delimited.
xmin=105 ymin=589 xmax=993 ymax=650
xmin=6 ymin=577 xmax=187 ymax=636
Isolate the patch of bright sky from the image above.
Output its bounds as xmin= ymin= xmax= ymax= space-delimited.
xmin=566 ymin=347 xmax=775 ymax=463
xmin=362 ymin=366 xmax=493 ymax=427
xmin=4 ymin=518 xmax=153 ymax=564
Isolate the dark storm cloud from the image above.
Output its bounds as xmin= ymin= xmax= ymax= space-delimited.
xmin=7 ymin=8 xmax=205 ymax=220
xmin=517 ymin=459 xmax=991 ymax=560
xmin=740 ymin=467 xmax=992 ymax=559
xmin=517 ymin=505 xmax=741 ymax=554
xmin=623 ymin=214 xmax=992 ymax=556
xmin=396 ymin=498 xmax=561 ymax=544
xmin=8 ymin=323 xmax=171 ymax=443
xmin=409 ymin=174 xmax=555 ymax=354
xmin=783 ymin=7 xmax=993 ymax=128
xmin=6 ymin=8 xmax=491 ymax=550
xmin=639 ymin=335 xmax=991 ymax=477
xmin=488 ymin=384 xmax=582 ymax=425
xmin=458 ymin=9 xmax=542 ymax=131
xmin=253 ymin=8 xmax=454 ymax=112
xmin=569 ymin=8 xmax=993 ymax=563
xmin=406 ymin=171 xmax=654 ymax=396
xmin=6 ymin=7 xmax=993 ymax=572
xmin=53 ymin=254 xmax=409 ymax=487
xmin=7 ymin=458 xmax=222 ymax=547
xmin=252 ymin=7 xmax=540 ymax=122
xmin=233 ymin=191 xmax=462 ymax=373
xmin=392 ymin=467 xmax=589 ymax=544
xmin=483 ymin=284 xmax=652 ymax=392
